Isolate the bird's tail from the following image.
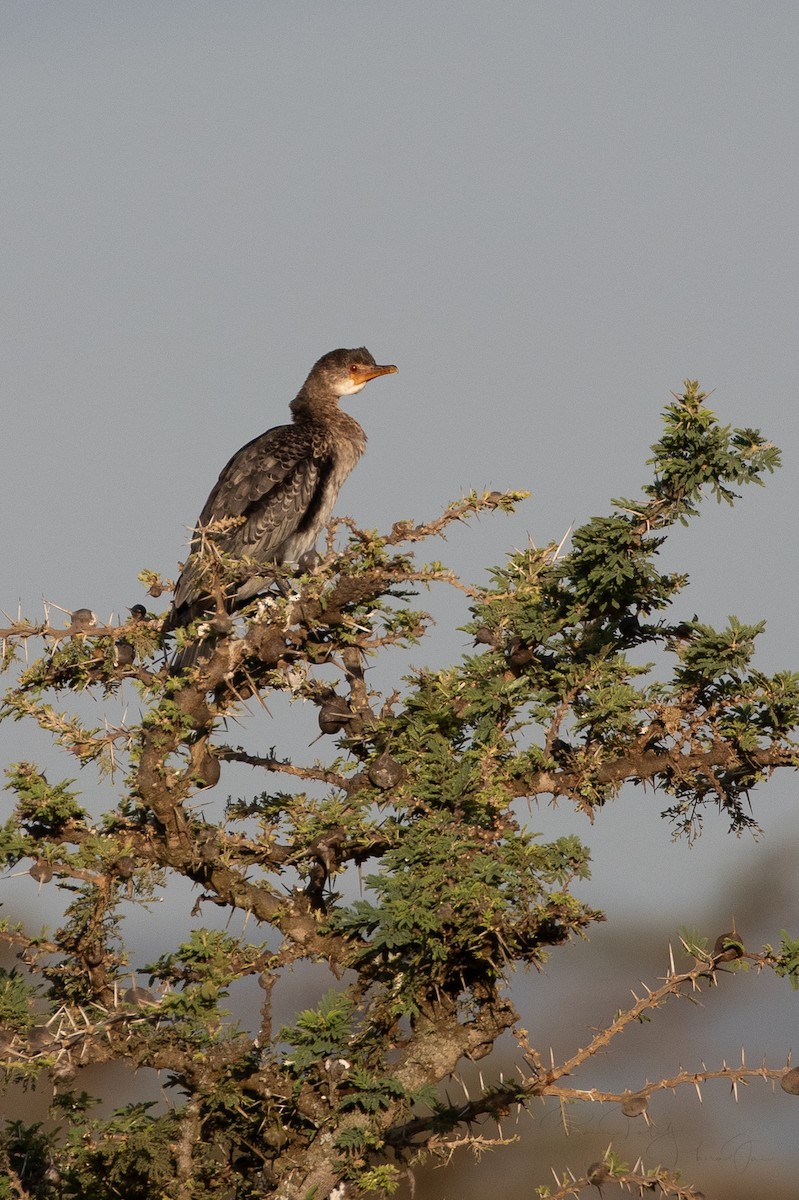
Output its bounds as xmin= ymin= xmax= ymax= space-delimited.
xmin=169 ymin=636 xmax=213 ymax=675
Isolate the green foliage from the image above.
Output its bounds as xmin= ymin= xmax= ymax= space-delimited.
xmin=766 ymin=931 xmax=799 ymax=990
xmin=4 ymin=765 xmax=85 ymax=836
xmin=0 ymin=969 xmax=37 ymax=1033
xmin=357 ymin=1163 xmax=401 ymax=1194
xmin=0 ymin=1121 xmax=58 ymax=1198
xmin=281 ymin=990 xmax=357 ymax=1073
xmin=59 ymin=1104 xmax=178 ymax=1200
xmin=331 ymin=820 xmax=596 ymax=1011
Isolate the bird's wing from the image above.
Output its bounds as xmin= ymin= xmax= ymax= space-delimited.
xmin=199 ymin=424 xmax=329 ymax=554
xmin=198 ymin=425 xmax=295 ymax=522
xmin=170 ymin=424 xmax=330 ymax=617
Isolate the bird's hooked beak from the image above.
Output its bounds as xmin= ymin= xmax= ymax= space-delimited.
xmin=351 ymin=362 xmax=398 ymax=385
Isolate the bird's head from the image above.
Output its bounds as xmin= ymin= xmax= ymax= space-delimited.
xmin=306 ymin=347 xmax=398 ymax=398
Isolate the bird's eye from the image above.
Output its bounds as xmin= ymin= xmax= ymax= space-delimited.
xmin=349 ymin=364 xmax=359 ymax=374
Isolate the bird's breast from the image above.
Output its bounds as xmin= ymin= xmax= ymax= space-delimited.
xmin=315 ymin=414 xmax=367 ymax=517
xmin=275 ymin=414 xmax=366 ymax=564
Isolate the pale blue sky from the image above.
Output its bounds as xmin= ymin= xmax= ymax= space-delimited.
xmin=2 ymin=5 xmax=799 ymax=1194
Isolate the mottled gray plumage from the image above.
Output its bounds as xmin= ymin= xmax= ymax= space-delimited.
xmin=165 ymin=347 xmax=396 ymax=669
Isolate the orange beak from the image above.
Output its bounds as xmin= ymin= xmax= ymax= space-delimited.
xmin=352 ymin=363 xmax=398 ymax=384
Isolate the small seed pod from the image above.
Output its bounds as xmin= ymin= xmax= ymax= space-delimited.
xmin=69 ymin=607 xmax=96 ymax=628
xmin=114 ymin=856 xmax=136 ymax=880
xmin=713 ymin=931 xmax=744 ymax=961
xmin=29 ymin=860 xmax=53 ymax=884
xmin=114 ymin=641 xmax=135 ymax=666
xmin=506 ymin=637 xmax=536 ymax=668
xmin=318 ymin=696 xmax=352 ymax=735
xmin=620 ymin=1092 xmax=648 ymax=1118
xmin=618 ymin=613 xmax=641 ymax=639
xmin=190 ymin=740 xmax=221 ymax=789
xmin=780 ymin=1067 xmax=799 ymax=1095
xmin=197 ymin=752 xmax=221 ymax=789
xmin=208 ymin=613 xmax=234 ymax=635
xmin=28 ymin=1024 xmax=55 ymax=1051
xmin=587 ymin=1161 xmax=609 ymax=1186
xmin=297 ymin=548 xmax=322 ymax=573
xmin=249 ymin=625 xmax=287 ymax=665
xmin=368 ymin=752 xmax=405 ymax=790
xmin=551 ymin=738 xmax=573 ymax=761
xmin=68 ymin=608 xmax=97 ymax=636
xmin=83 ymin=944 xmax=105 ymax=967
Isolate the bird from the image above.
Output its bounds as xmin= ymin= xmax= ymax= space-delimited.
xmin=164 ymin=347 xmax=397 ymax=671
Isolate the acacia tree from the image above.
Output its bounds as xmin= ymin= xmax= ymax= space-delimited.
xmin=1 ymin=383 xmax=798 ymax=1200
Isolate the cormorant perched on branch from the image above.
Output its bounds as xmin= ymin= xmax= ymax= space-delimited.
xmin=164 ymin=347 xmax=397 ymax=670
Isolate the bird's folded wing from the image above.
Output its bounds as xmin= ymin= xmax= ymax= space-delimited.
xmin=170 ymin=426 xmax=332 ymax=617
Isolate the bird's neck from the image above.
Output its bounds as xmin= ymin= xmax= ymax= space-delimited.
xmin=290 ymin=390 xmax=367 ymax=452
xmin=291 ymin=388 xmax=345 ymax=420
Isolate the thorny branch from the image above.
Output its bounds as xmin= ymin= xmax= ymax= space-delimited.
xmin=383 ymin=945 xmax=791 ymax=1161
xmin=542 ymin=1163 xmax=707 ymax=1199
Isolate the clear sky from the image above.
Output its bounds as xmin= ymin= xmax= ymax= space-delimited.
xmin=2 ymin=4 xmax=799 ymax=1194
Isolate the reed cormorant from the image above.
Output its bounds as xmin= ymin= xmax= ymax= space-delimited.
xmin=164 ymin=347 xmax=397 ymax=669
